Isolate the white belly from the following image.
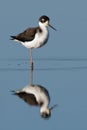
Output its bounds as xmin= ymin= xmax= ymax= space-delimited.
xmin=21 ymin=30 xmax=48 ymax=48
xmin=22 ymin=85 xmax=49 ymax=105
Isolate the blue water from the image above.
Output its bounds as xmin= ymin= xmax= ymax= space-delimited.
xmin=0 ymin=0 xmax=87 ymax=129
xmin=0 ymin=58 xmax=87 ymax=130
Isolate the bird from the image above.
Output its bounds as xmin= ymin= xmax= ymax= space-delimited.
xmin=11 ymin=15 xmax=56 ymax=70
xmin=12 ymin=84 xmax=57 ymax=119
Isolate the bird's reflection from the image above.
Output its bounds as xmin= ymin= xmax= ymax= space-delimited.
xmin=12 ymin=84 xmax=57 ymax=119
xmin=12 ymin=68 xmax=57 ymax=119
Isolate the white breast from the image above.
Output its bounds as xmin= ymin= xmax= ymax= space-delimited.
xmin=22 ymin=85 xmax=49 ymax=106
xmin=21 ymin=26 xmax=48 ymax=49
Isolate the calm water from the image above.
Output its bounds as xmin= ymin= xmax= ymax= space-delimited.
xmin=0 ymin=58 xmax=87 ymax=130
xmin=0 ymin=0 xmax=87 ymax=129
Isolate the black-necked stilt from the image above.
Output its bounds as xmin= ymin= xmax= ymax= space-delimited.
xmin=12 ymin=84 xmax=57 ymax=119
xmin=11 ymin=15 xmax=56 ymax=70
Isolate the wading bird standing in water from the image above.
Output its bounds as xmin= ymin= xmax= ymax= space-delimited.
xmin=11 ymin=15 xmax=56 ymax=70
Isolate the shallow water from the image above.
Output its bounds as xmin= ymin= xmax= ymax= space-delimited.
xmin=0 ymin=58 xmax=87 ymax=130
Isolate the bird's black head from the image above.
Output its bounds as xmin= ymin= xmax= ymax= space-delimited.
xmin=41 ymin=110 xmax=51 ymax=119
xmin=39 ymin=15 xmax=50 ymax=23
xmin=39 ymin=15 xmax=57 ymax=31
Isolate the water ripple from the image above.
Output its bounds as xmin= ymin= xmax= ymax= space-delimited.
xmin=0 ymin=57 xmax=87 ymax=71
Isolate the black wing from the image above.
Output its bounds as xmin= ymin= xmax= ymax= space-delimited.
xmin=11 ymin=27 xmax=38 ymax=42
xmin=13 ymin=91 xmax=38 ymax=106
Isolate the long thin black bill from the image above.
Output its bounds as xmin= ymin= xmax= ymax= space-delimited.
xmin=49 ymin=24 xmax=57 ymax=31
xmin=50 ymin=104 xmax=58 ymax=110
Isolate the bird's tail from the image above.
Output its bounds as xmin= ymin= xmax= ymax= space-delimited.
xmin=10 ymin=36 xmax=16 ymax=40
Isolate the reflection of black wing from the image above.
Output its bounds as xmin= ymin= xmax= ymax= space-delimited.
xmin=11 ymin=27 xmax=38 ymax=42
xmin=14 ymin=91 xmax=38 ymax=106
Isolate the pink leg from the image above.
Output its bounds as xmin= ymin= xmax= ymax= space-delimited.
xmin=30 ymin=48 xmax=33 ymax=84
xmin=30 ymin=48 xmax=34 ymax=71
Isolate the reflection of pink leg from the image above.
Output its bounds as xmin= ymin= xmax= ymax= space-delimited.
xmin=30 ymin=67 xmax=33 ymax=85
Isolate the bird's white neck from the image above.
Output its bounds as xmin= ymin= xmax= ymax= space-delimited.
xmin=40 ymin=102 xmax=49 ymax=113
xmin=39 ymin=21 xmax=48 ymax=32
